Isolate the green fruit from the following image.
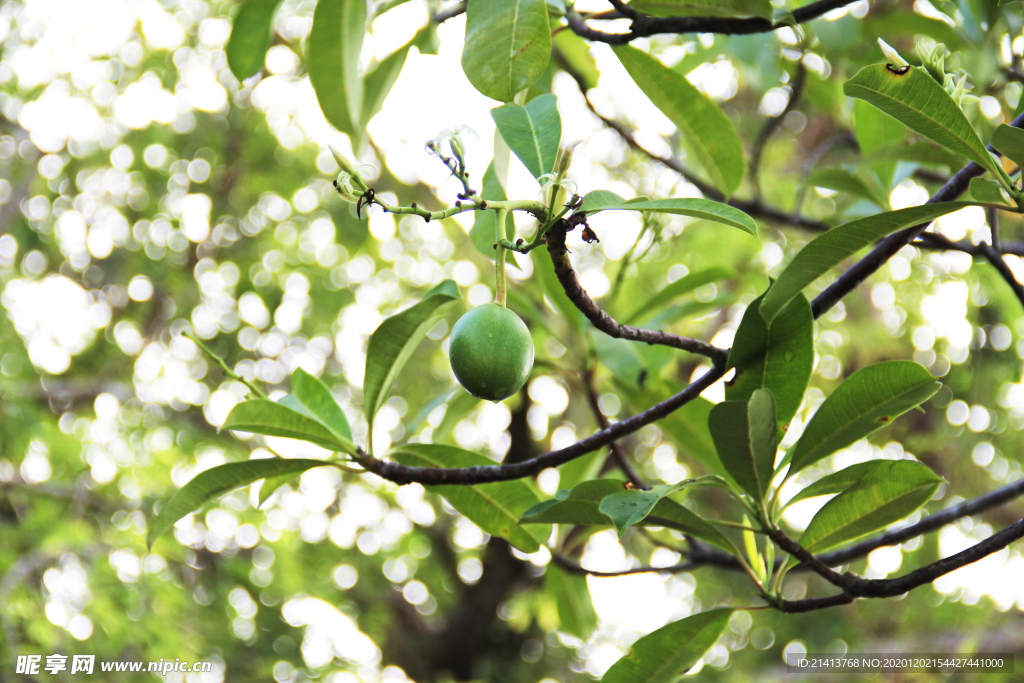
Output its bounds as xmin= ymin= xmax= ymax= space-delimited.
xmin=449 ymin=303 xmax=535 ymax=402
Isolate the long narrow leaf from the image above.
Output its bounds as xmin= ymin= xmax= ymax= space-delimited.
xmin=798 ymin=460 xmax=943 ymax=553
xmin=291 ymin=368 xmax=353 ymax=443
xmin=225 ymin=0 xmax=285 ymax=81
xmin=844 ymin=65 xmax=1000 ymax=177
xmin=759 ymin=202 xmax=972 ymax=324
xmin=461 ymin=0 xmax=550 ymax=102
xmin=148 ymin=458 xmax=328 ymax=547
xmin=223 ymin=399 xmax=352 ymax=452
xmin=491 ymin=94 xmax=561 ymax=180
xmin=600 ymin=609 xmax=734 ymax=683
xmin=580 ymin=191 xmax=757 ymax=236
xmin=308 ymin=0 xmax=365 ymax=139
xmin=363 ymin=280 xmax=460 ymax=427
xmin=612 ymin=45 xmax=746 ymax=196
xmin=788 ymin=361 xmax=941 ymax=474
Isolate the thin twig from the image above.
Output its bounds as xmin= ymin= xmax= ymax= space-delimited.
xmin=751 ymin=61 xmax=807 ymax=200
xmin=979 ymin=242 xmax=1024 ymax=310
xmin=584 ymin=371 xmax=647 ymax=489
xmin=183 ymin=331 xmax=269 ymax=400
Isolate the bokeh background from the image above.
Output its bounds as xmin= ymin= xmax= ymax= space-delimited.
xmin=2 ymin=0 xmax=1024 ymax=681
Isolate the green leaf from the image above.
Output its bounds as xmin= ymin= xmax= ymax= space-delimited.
xmin=469 ymin=163 xmax=520 ymax=269
xmin=308 ymin=0 xmax=365 ymax=140
xmin=784 ymin=461 xmax=886 ymax=509
xmin=788 ymin=361 xmax=941 ymax=474
xmin=148 ymin=458 xmax=328 ymax=547
xmin=626 ymin=267 xmax=734 ymax=324
xmin=726 ymin=293 xmax=813 ymax=434
xmin=552 ymin=31 xmax=600 ymax=90
xmin=522 ymin=479 xmax=735 ymax=554
xmin=462 ymin=0 xmax=551 ymax=102
xmin=861 ymin=140 xmax=964 ymax=170
xmin=225 ymin=0 xmax=285 ymax=82
xmin=992 ymin=123 xmax=1024 ymax=165
xmin=290 ymin=368 xmax=353 ymax=443
xmin=223 ymin=399 xmax=353 ymax=452
xmin=593 ymin=334 xmax=649 ymax=389
xmin=391 ymin=444 xmax=550 ymax=552
xmin=612 ymin=45 xmax=745 ymax=197
xmin=843 ymin=65 xmax=1000 ymax=178
xmin=807 ymin=168 xmax=889 ymax=208
xmin=363 ymin=280 xmax=461 ymax=427
xmin=258 ymin=471 xmax=300 ymax=508
xmin=629 ymin=0 xmax=772 ymax=18
xmin=798 ymin=460 xmax=943 ymax=553
xmin=969 ymin=176 xmax=1013 ymax=206
xmin=360 ymin=34 xmax=416 ymax=125
xmin=546 ymin=564 xmax=597 ymax=640
xmin=708 ymin=389 xmax=778 ymax=501
xmin=853 ymin=98 xmax=907 ymax=187
xmin=522 ymin=479 xmax=622 ymax=525
xmin=491 ymin=94 xmax=561 ymax=180
xmin=600 ymin=609 xmax=734 ymax=683
xmin=599 ymin=483 xmax=689 ymax=537
xmin=579 ymin=192 xmax=757 ymax=236
xmin=758 ymin=202 xmax=972 ymax=324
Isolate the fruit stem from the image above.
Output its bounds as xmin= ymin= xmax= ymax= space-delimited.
xmin=494 ymin=209 xmax=508 ymax=307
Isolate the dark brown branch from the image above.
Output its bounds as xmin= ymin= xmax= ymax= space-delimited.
xmin=357 ymin=364 xmax=726 ymax=485
xmin=772 ymin=592 xmax=855 ymax=613
xmin=769 ymin=517 xmax=1024 ymax=601
xmin=432 ymin=1 xmax=466 ymax=23
xmin=544 ymin=220 xmax=729 ymax=364
xmin=841 ymin=517 xmax=1024 ymax=598
xmin=988 ymin=206 xmax=1001 ymax=252
xmin=567 ymin=0 xmax=860 ymax=45
xmin=821 ymin=476 xmax=1024 ymax=565
xmin=979 ymin=242 xmax=1024 ymax=310
xmin=811 ymin=110 xmax=1024 ymax=319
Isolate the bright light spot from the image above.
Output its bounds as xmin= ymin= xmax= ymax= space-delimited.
xmin=529 ymin=376 xmax=569 ymax=415
xmin=179 ymin=193 xmax=212 ymax=243
xmin=3 ymin=276 xmax=103 ymax=374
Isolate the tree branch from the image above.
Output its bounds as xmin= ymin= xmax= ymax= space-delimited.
xmin=567 ymin=0 xmax=861 ymax=45
xmin=810 ymin=110 xmax=1024 ymax=319
xmin=432 ymin=1 xmax=466 ymax=23
xmin=768 ymin=516 xmax=1024 ymax=602
xmin=544 ymin=219 xmax=729 ymax=364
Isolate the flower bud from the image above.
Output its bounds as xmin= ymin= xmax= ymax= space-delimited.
xmin=334 ymin=172 xmax=362 ymax=203
xmin=878 ymin=39 xmax=909 ymax=68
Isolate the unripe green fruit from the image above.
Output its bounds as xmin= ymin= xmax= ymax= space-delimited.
xmin=449 ymin=303 xmax=534 ymax=402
